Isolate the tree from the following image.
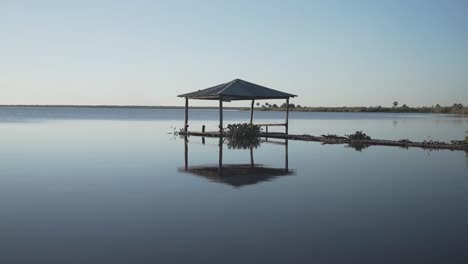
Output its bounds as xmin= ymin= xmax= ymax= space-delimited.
xmin=256 ymin=102 xmax=260 ymax=107
xmin=452 ymin=103 xmax=464 ymax=114
xmin=272 ymin=104 xmax=278 ymax=108
xmin=393 ymin=101 xmax=398 ymax=108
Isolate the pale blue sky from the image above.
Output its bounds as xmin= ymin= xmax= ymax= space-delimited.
xmin=1 ymin=0 xmax=467 ymax=107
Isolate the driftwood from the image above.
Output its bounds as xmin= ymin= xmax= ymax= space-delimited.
xmin=262 ymin=133 xmax=468 ymax=151
xmin=178 ymin=131 xmax=468 ymax=152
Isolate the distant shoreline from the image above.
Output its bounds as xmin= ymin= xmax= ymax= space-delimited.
xmin=0 ymin=105 xmax=242 ymax=110
xmin=0 ymin=104 xmax=466 ymax=114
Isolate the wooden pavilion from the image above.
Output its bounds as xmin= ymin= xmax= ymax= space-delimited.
xmin=178 ymin=79 xmax=297 ymax=135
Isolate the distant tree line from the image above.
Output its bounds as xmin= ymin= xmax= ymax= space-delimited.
xmin=255 ymin=101 xmax=467 ymax=114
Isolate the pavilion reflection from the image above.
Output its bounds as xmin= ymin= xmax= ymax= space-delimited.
xmin=179 ymin=136 xmax=294 ymax=188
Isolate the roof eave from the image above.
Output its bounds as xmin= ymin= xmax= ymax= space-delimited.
xmin=179 ymin=94 xmax=297 ymax=100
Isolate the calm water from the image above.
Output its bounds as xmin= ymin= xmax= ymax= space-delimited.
xmin=1 ymin=107 xmax=467 ymax=263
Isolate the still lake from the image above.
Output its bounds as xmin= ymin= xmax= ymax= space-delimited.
xmin=1 ymin=107 xmax=467 ymax=263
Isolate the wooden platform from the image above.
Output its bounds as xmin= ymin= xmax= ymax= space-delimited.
xmin=178 ymin=131 xmax=468 ymax=152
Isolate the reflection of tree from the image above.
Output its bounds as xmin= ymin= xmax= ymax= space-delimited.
xmin=225 ymin=137 xmax=261 ymax=149
xmin=346 ymin=142 xmax=371 ymax=152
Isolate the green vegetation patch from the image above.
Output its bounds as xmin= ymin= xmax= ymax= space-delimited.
xmin=346 ymin=131 xmax=371 ymax=140
xmin=225 ymin=123 xmax=261 ymax=149
xmin=226 ymin=123 xmax=261 ymax=139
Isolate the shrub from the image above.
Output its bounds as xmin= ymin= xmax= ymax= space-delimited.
xmin=225 ymin=123 xmax=261 ymax=139
xmin=224 ymin=123 xmax=262 ymax=149
xmin=346 ymin=131 xmax=371 ymax=140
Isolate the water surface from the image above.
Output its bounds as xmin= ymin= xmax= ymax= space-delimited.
xmin=0 ymin=107 xmax=467 ymax=263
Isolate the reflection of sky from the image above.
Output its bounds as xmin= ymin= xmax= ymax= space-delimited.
xmin=0 ymin=114 xmax=467 ymax=263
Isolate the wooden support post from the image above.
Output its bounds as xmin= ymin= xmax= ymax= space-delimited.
xmin=250 ymin=145 xmax=254 ymax=168
xmin=184 ymin=136 xmax=188 ymax=171
xmin=250 ymin=99 xmax=255 ymax=126
xmin=219 ymin=97 xmax=223 ymax=136
xmin=286 ymin=98 xmax=290 ymax=134
xmin=184 ymin=97 xmax=189 ymax=132
xmin=218 ymin=97 xmax=224 ymax=176
xmin=201 ymin=125 xmax=206 ymax=144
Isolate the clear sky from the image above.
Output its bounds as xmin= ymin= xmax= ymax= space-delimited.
xmin=1 ymin=0 xmax=467 ymax=107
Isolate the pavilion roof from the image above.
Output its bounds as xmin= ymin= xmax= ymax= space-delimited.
xmin=178 ymin=79 xmax=297 ymax=101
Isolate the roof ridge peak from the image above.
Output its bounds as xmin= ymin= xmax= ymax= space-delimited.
xmin=216 ymin=79 xmax=238 ymax=95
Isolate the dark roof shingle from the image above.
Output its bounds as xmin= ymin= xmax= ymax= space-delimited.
xmin=178 ymin=79 xmax=296 ymax=101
